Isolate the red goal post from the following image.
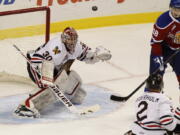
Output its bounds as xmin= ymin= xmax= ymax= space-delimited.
xmin=0 ymin=7 xmax=51 ymax=85
xmin=0 ymin=6 xmax=50 ymax=43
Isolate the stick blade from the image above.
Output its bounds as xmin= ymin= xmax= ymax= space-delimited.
xmin=110 ymin=95 xmax=128 ymax=102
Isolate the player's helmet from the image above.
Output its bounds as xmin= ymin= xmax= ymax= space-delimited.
xmin=170 ymin=0 xmax=180 ymax=18
xmin=170 ymin=0 xmax=180 ymax=8
xmin=145 ymin=74 xmax=164 ymax=92
xmin=61 ymin=27 xmax=78 ymax=53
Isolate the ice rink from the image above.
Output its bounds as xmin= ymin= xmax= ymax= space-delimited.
xmin=0 ymin=23 xmax=179 ymax=135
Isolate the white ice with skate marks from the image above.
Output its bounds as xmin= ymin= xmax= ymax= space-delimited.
xmin=0 ymin=83 xmax=121 ymax=124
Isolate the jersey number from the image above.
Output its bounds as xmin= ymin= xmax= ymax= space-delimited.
xmin=43 ymin=51 xmax=52 ymax=60
xmin=136 ymin=101 xmax=148 ymax=121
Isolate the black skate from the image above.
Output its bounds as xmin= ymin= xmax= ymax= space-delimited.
xmin=14 ymin=105 xmax=40 ymax=118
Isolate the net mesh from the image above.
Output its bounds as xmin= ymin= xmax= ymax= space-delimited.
xmin=0 ymin=7 xmax=50 ymax=85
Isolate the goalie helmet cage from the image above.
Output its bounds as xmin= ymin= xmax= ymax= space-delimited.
xmin=0 ymin=6 xmax=50 ymax=85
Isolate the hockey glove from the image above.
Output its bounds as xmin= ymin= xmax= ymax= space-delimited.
xmin=95 ymin=46 xmax=112 ymax=61
xmin=152 ymin=56 xmax=164 ymax=71
xmin=84 ymin=46 xmax=111 ymax=64
xmin=84 ymin=51 xmax=100 ymax=64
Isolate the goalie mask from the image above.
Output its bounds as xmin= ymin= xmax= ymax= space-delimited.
xmin=170 ymin=0 xmax=180 ymax=18
xmin=61 ymin=27 xmax=78 ymax=54
xmin=145 ymin=74 xmax=164 ymax=92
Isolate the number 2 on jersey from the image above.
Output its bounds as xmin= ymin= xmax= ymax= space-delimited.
xmin=136 ymin=101 xmax=148 ymax=121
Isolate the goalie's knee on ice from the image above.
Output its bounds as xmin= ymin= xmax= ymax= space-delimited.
xmin=71 ymin=87 xmax=87 ymax=105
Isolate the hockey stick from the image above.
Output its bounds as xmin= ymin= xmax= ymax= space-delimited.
xmin=13 ymin=44 xmax=100 ymax=115
xmin=110 ymin=48 xmax=180 ymax=102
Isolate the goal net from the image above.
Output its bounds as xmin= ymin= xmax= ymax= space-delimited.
xmin=0 ymin=7 xmax=50 ymax=85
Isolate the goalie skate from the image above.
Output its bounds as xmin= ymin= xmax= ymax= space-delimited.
xmin=14 ymin=105 xmax=40 ymax=118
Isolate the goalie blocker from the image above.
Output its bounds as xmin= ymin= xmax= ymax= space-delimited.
xmin=14 ymin=70 xmax=86 ymax=118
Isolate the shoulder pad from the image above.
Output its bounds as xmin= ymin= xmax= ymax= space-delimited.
xmin=156 ymin=11 xmax=173 ymax=28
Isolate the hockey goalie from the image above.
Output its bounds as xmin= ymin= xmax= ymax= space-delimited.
xmin=14 ymin=27 xmax=111 ymax=118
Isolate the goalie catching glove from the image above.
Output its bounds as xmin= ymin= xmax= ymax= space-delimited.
xmin=85 ymin=46 xmax=112 ymax=64
xmin=95 ymin=46 xmax=112 ymax=61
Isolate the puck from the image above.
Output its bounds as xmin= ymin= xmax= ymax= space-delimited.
xmin=92 ymin=6 xmax=98 ymax=11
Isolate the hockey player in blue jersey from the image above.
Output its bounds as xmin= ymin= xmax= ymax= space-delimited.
xmin=149 ymin=0 xmax=180 ymax=90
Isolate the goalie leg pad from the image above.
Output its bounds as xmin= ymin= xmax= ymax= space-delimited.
xmin=25 ymin=88 xmax=57 ymax=112
xmin=64 ymin=70 xmax=82 ymax=95
xmin=54 ymin=70 xmax=69 ymax=93
xmin=41 ymin=60 xmax=54 ymax=85
xmin=55 ymin=70 xmax=82 ymax=95
xmin=70 ymin=87 xmax=87 ymax=105
xmin=21 ymin=70 xmax=84 ymax=114
xmin=54 ymin=70 xmax=86 ymax=104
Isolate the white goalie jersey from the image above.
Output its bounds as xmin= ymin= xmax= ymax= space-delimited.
xmin=29 ymin=36 xmax=91 ymax=68
xmin=28 ymin=36 xmax=111 ymax=70
xmin=131 ymin=92 xmax=177 ymax=135
xmin=27 ymin=36 xmax=111 ymax=88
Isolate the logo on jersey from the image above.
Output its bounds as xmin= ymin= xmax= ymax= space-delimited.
xmin=0 ymin=0 xmax=15 ymax=5
xmin=53 ymin=46 xmax=61 ymax=55
xmin=174 ymin=31 xmax=180 ymax=44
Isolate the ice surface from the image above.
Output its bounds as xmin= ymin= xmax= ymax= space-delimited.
xmin=0 ymin=85 xmax=120 ymax=124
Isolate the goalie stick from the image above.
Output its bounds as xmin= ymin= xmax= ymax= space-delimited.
xmin=13 ymin=44 xmax=100 ymax=115
xmin=110 ymin=48 xmax=180 ymax=102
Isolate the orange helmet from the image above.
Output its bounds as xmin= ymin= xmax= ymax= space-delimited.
xmin=61 ymin=27 xmax=78 ymax=53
